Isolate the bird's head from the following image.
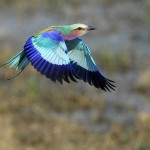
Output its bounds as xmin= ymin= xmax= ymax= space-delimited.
xmin=69 ymin=23 xmax=95 ymax=37
xmin=58 ymin=23 xmax=96 ymax=40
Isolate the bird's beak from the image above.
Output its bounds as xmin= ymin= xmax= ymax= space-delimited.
xmin=87 ymin=26 xmax=96 ymax=31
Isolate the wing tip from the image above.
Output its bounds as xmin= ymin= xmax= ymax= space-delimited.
xmin=103 ymin=78 xmax=116 ymax=92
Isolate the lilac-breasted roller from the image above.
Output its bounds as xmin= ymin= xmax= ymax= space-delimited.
xmin=1 ymin=23 xmax=115 ymax=91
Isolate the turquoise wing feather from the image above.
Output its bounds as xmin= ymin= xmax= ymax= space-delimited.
xmin=24 ymin=31 xmax=76 ymax=83
xmin=65 ymin=38 xmax=115 ymax=91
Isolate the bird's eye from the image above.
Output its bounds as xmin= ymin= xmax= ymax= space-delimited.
xmin=77 ymin=27 xmax=82 ymax=30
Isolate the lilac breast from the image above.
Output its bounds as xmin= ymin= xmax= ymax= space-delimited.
xmin=61 ymin=34 xmax=77 ymax=40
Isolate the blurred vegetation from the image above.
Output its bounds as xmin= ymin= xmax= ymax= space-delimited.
xmin=0 ymin=107 xmax=150 ymax=150
xmin=96 ymin=49 xmax=133 ymax=72
xmin=134 ymin=69 xmax=150 ymax=95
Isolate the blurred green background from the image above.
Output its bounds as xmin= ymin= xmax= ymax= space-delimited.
xmin=0 ymin=0 xmax=150 ymax=150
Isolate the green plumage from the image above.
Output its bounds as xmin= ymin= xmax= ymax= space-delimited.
xmin=5 ymin=51 xmax=29 ymax=70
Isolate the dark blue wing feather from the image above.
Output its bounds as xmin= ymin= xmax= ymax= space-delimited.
xmin=66 ymin=38 xmax=115 ymax=91
xmin=24 ymin=31 xmax=77 ymax=83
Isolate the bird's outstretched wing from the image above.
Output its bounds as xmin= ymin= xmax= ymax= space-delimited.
xmin=65 ymin=38 xmax=115 ymax=91
xmin=24 ymin=30 xmax=76 ymax=83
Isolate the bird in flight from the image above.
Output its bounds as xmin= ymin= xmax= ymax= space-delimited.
xmin=1 ymin=23 xmax=115 ymax=91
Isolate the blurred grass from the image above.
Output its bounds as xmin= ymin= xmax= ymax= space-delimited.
xmin=0 ymin=0 xmax=78 ymax=12
xmin=97 ymin=50 xmax=132 ymax=72
xmin=0 ymin=107 xmax=150 ymax=150
xmin=134 ymin=68 xmax=150 ymax=95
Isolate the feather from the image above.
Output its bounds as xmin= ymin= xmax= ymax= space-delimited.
xmin=24 ymin=31 xmax=73 ymax=83
xmin=66 ymin=38 xmax=115 ymax=91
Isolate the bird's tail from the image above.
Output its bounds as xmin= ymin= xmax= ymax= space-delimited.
xmin=0 ymin=50 xmax=29 ymax=79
